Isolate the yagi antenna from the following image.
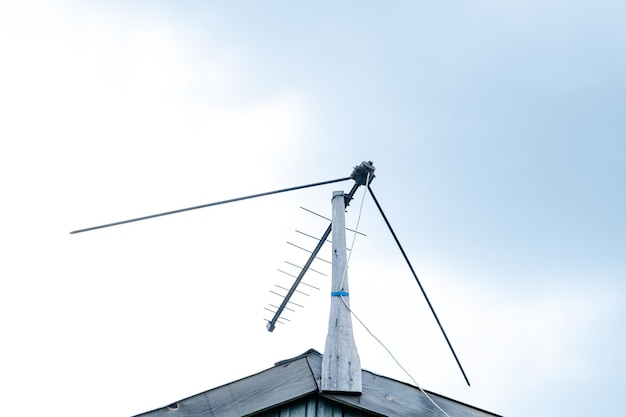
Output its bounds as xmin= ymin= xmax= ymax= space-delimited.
xmin=69 ymin=160 xmax=470 ymax=386
xmin=265 ymin=161 xmax=375 ymax=332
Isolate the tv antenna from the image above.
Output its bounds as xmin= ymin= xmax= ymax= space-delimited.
xmin=70 ymin=161 xmax=471 ymax=386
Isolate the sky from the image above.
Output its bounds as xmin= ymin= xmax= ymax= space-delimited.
xmin=1 ymin=1 xmax=625 ymax=416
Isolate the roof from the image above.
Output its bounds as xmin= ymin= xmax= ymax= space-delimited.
xmin=134 ymin=349 xmax=501 ymax=417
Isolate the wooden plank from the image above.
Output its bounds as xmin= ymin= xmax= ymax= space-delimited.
xmin=323 ymin=370 xmax=502 ymax=417
xmin=310 ymin=351 xmax=501 ymax=417
xmin=281 ymin=400 xmax=306 ymax=417
xmin=304 ymin=396 xmax=318 ymax=416
xmin=321 ymin=191 xmax=362 ymax=394
xmin=134 ymin=357 xmax=318 ymax=417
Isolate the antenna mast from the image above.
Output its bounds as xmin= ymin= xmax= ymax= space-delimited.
xmin=321 ymin=190 xmax=362 ymax=394
xmin=70 ymin=159 xmax=471 ymax=386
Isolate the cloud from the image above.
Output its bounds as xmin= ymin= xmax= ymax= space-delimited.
xmin=0 ymin=4 xmax=318 ymax=416
xmin=445 ymin=278 xmax=621 ymax=415
xmin=0 ymin=0 xmax=315 ymax=225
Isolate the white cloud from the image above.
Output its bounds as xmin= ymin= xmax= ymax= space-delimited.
xmin=437 ymin=278 xmax=620 ymax=414
xmin=0 ymin=0 xmax=315 ymax=221
xmin=0 ymin=4 xmax=317 ymax=417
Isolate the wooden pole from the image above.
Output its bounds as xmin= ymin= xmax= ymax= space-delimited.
xmin=321 ymin=191 xmax=362 ymax=394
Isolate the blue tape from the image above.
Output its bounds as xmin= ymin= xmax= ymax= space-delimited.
xmin=331 ymin=291 xmax=349 ymax=297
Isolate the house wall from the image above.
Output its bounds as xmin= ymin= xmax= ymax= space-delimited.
xmin=255 ymin=395 xmax=380 ymax=417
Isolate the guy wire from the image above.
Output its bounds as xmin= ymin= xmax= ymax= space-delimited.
xmin=338 ymin=172 xmax=451 ymax=417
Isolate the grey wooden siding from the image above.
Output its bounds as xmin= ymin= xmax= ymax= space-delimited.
xmin=255 ymin=395 xmax=378 ymax=417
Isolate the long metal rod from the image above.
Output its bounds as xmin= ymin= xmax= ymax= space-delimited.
xmin=367 ymin=185 xmax=471 ymax=386
xmin=70 ymin=176 xmax=352 ymax=234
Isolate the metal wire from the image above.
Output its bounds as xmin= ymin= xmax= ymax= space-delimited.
xmin=367 ymin=185 xmax=471 ymax=387
xmin=338 ymin=175 xmax=452 ymax=417
xmin=70 ymin=176 xmax=352 ymax=234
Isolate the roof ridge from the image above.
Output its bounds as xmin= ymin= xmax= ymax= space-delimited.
xmin=274 ymin=348 xmax=322 ymax=366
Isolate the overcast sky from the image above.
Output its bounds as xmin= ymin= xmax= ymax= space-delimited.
xmin=1 ymin=1 xmax=625 ymax=416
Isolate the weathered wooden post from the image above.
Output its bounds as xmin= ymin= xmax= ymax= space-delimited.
xmin=321 ymin=191 xmax=362 ymax=394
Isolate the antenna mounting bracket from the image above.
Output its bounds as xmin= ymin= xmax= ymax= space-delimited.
xmin=351 ymin=161 xmax=375 ymax=186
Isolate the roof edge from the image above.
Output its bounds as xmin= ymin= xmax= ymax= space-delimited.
xmin=134 ymin=348 xmax=501 ymax=417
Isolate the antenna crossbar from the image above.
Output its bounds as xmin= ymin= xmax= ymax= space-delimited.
xmin=300 ymin=208 xmax=367 ymax=236
xmin=286 ymin=242 xmax=331 ymax=264
xmin=284 ymin=261 xmax=327 ymax=276
xmin=277 ymin=270 xmax=321 ymax=290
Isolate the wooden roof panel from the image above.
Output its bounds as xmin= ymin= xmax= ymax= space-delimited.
xmin=135 ymin=355 xmax=318 ymax=417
